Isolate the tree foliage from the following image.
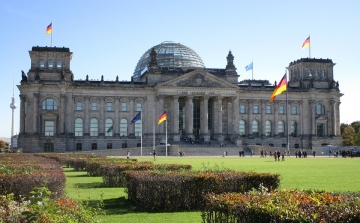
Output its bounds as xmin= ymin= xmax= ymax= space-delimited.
xmin=0 ymin=140 xmax=6 ymax=148
xmin=341 ymin=126 xmax=355 ymax=146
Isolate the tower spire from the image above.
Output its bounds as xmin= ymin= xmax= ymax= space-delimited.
xmin=10 ymin=74 xmax=17 ymax=150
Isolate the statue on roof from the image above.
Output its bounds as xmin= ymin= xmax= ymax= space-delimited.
xmin=21 ymin=70 xmax=27 ymax=82
xmin=149 ymin=48 xmax=158 ymax=66
xmin=86 ymin=74 xmax=89 ymax=82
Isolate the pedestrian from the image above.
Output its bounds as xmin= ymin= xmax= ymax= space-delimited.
xmin=313 ymin=150 xmax=316 ymax=157
xmin=223 ymin=151 xmax=226 ymax=157
xmin=126 ymin=151 xmax=130 ymax=159
xmin=153 ymin=149 xmax=156 ymax=161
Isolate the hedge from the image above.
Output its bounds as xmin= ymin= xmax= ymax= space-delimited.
xmin=125 ymin=170 xmax=280 ymax=211
xmin=201 ymin=189 xmax=360 ymax=223
xmin=0 ymin=154 xmax=65 ymax=199
xmin=102 ymin=163 xmax=192 ymax=187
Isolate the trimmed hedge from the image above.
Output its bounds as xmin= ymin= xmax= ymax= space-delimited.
xmin=102 ymin=163 xmax=192 ymax=187
xmin=201 ymin=189 xmax=360 ymax=223
xmin=125 ymin=170 xmax=280 ymax=211
xmin=0 ymin=154 xmax=65 ymax=199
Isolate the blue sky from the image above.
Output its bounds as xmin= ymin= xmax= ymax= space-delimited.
xmin=1 ymin=0 xmax=359 ymax=138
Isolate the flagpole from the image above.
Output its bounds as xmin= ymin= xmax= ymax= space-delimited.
xmin=165 ymin=119 xmax=168 ymax=157
xmin=153 ymin=108 xmax=155 ymax=153
xmin=252 ymin=61 xmax=254 ymax=80
xmin=140 ymin=110 xmax=143 ymax=156
xmin=51 ymin=21 xmax=53 ymax=47
xmin=309 ymin=35 xmax=311 ymax=58
xmin=285 ymin=71 xmax=289 ymax=153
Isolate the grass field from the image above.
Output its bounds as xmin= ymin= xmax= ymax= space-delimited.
xmin=64 ymin=156 xmax=360 ymax=223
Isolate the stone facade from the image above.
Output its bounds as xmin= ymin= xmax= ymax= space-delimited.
xmin=17 ymin=46 xmax=343 ymax=153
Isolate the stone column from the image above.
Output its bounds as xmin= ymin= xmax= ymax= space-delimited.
xmin=114 ymin=97 xmax=120 ymax=136
xmin=60 ymin=94 xmax=66 ymax=134
xmin=216 ymin=96 xmax=223 ymax=140
xmin=335 ymin=101 xmax=341 ymax=136
xmin=200 ymin=96 xmax=209 ymax=140
xmin=273 ymin=102 xmax=278 ymax=136
xmin=309 ymin=100 xmax=315 ymax=135
xmin=19 ymin=95 xmax=26 ymax=134
xmin=231 ymin=96 xmax=239 ymax=135
xmin=129 ymin=98 xmax=134 ymax=135
xmin=84 ymin=96 xmax=89 ymax=135
xmin=248 ymin=100 xmax=253 ymax=137
xmin=261 ymin=100 xmax=266 ymax=137
xmin=99 ymin=97 xmax=105 ymax=135
xmin=299 ymin=101 xmax=303 ymax=137
xmin=33 ymin=93 xmax=39 ymax=134
xmin=185 ymin=96 xmax=193 ymax=137
xmin=172 ymin=96 xmax=180 ymax=141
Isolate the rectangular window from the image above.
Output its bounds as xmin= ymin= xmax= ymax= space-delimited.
xmin=317 ymin=123 xmax=324 ymax=137
xmin=266 ymin=105 xmax=272 ymax=114
xmin=107 ymin=102 xmax=112 ymax=111
xmin=121 ymin=102 xmax=127 ymax=112
xmin=76 ymin=101 xmax=82 ymax=111
xmin=92 ymin=143 xmax=97 ymax=150
xmin=292 ymin=106 xmax=297 ymax=115
xmin=48 ymin=59 xmax=53 ymax=69
xmin=279 ymin=105 xmax=285 ymax=114
xmin=136 ymin=103 xmax=142 ymax=112
xmin=107 ymin=143 xmax=112 ymax=149
xmin=240 ymin=105 xmax=246 ymax=114
xmin=45 ymin=121 xmax=54 ymax=136
xmin=44 ymin=143 xmax=54 ymax=152
xmin=92 ymin=102 xmax=98 ymax=111
xmin=253 ymin=105 xmax=259 ymax=114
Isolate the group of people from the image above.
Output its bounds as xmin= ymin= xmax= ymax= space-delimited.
xmin=295 ymin=150 xmax=308 ymax=158
xmin=126 ymin=149 xmax=157 ymax=161
xmin=273 ymin=150 xmax=286 ymax=161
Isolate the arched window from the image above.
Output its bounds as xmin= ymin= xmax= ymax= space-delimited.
xmin=239 ymin=120 xmax=246 ymax=136
xmin=315 ymin=104 xmax=325 ymax=115
xmin=74 ymin=118 xmax=83 ymax=136
xmin=48 ymin=59 xmax=53 ymax=69
xmin=252 ymin=120 xmax=259 ymax=137
xmin=291 ymin=121 xmax=297 ymax=137
xmin=42 ymin=98 xmax=58 ymax=110
xmin=120 ymin=119 xmax=128 ymax=136
xmin=39 ymin=59 xmax=45 ymax=69
xmin=105 ymin=118 xmax=113 ymax=136
xmin=265 ymin=121 xmax=272 ymax=137
xmin=56 ymin=60 xmax=62 ymax=69
xmin=90 ymin=118 xmax=98 ymax=136
xmin=278 ymin=121 xmax=284 ymax=137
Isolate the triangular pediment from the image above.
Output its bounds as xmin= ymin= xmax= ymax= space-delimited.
xmin=315 ymin=115 xmax=328 ymax=120
xmin=157 ymin=69 xmax=238 ymax=89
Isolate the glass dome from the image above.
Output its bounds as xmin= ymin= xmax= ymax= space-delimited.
xmin=133 ymin=41 xmax=205 ymax=81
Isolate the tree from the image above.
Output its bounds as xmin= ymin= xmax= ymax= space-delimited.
xmin=340 ymin=123 xmax=349 ymax=135
xmin=342 ymin=126 xmax=355 ymax=146
xmin=352 ymin=132 xmax=360 ymax=146
xmin=0 ymin=140 xmax=5 ymax=148
xmin=350 ymin=121 xmax=360 ymax=134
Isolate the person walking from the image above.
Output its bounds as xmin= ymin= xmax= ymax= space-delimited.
xmin=153 ymin=149 xmax=156 ymax=161
xmin=126 ymin=151 xmax=130 ymax=159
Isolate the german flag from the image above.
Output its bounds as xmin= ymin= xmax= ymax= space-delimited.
xmin=270 ymin=74 xmax=287 ymax=102
xmin=302 ymin=36 xmax=310 ymax=49
xmin=158 ymin=112 xmax=167 ymax=125
xmin=46 ymin=23 xmax=52 ymax=34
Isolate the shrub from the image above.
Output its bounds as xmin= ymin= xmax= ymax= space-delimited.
xmin=201 ymin=187 xmax=360 ymax=223
xmin=125 ymin=170 xmax=280 ymax=211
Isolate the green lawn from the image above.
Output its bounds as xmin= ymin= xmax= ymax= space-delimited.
xmin=64 ymin=156 xmax=360 ymax=223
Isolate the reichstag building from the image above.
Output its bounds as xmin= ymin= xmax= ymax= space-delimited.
xmin=17 ymin=41 xmax=343 ymax=153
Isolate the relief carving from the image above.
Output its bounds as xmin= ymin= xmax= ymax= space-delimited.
xmin=178 ymin=73 xmax=217 ymax=87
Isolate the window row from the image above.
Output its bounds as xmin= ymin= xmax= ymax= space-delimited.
xmin=239 ymin=104 xmax=326 ymax=115
xmin=39 ymin=59 xmax=62 ymax=69
xmin=238 ymin=120 xmax=298 ymax=137
xmin=40 ymin=99 xmax=142 ymax=111
xmin=76 ymin=101 xmax=142 ymax=112
xmin=75 ymin=118 xmax=142 ymax=137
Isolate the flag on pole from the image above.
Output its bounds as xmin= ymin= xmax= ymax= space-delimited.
xmin=245 ymin=62 xmax=253 ymax=71
xmin=107 ymin=125 xmax=113 ymax=133
xmin=158 ymin=112 xmax=167 ymax=125
xmin=130 ymin=111 xmax=141 ymax=125
xmin=270 ymin=74 xmax=287 ymax=102
xmin=302 ymin=36 xmax=310 ymax=49
xmin=46 ymin=23 xmax=52 ymax=34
